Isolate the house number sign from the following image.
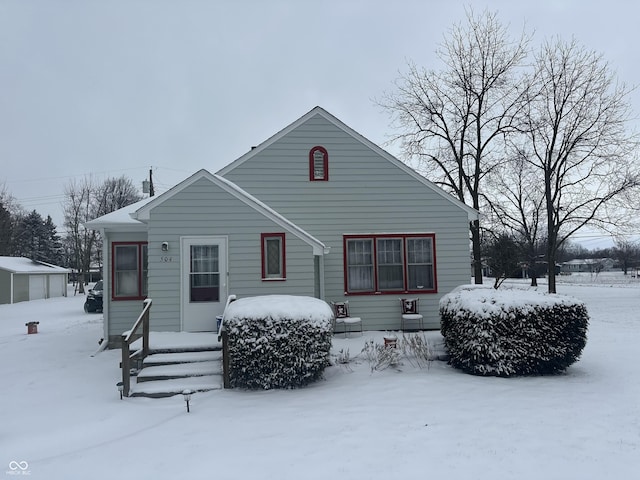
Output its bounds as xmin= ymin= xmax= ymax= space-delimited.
xmin=160 ymin=256 xmax=174 ymax=262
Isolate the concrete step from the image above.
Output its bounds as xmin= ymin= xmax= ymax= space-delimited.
xmin=136 ymin=361 xmax=221 ymax=382
xmin=143 ymin=350 xmax=222 ymax=366
xmin=129 ymin=375 xmax=223 ymax=398
xmin=131 ymin=332 xmax=221 ymax=354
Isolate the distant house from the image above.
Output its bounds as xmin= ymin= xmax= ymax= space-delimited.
xmin=561 ymin=258 xmax=616 ymax=273
xmin=0 ymin=256 xmax=70 ymax=304
xmin=86 ymin=106 xmax=479 ymax=347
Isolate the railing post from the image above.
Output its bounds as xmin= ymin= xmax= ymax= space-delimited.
xmin=119 ymin=299 xmax=152 ymax=399
xmin=222 ymin=329 xmax=231 ymax=389
xmin=121 ymin=335 xmax=131 ymax=397
xmin=142 ymin=302 xmax=150 ymax=358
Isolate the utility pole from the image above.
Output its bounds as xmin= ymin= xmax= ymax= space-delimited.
xmin=149 ymin=168 xmax=155 ymax=197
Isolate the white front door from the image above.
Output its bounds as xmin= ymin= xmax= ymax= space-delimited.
xmin=181 ymin=236 xmax=228 ymax=332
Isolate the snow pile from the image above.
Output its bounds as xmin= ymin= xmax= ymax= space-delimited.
xmin=1 ymin=280 xmax=639 ymax=478
xmin=440 ymin=285 xmax=589 ymax=376
xmin=224 ymin=295 xmax=333 ymax=389
xmin=225 ymin=295 xmax=333 ymax=326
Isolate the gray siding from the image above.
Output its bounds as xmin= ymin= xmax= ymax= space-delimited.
xmin=222 ymin=113 xmax=471 ymax=330
xmin=13 ymin=275 xmax=28 ymax=303
xmin=0 ymin=270 xmax=10 ymax=304
xmin=0 ymin=271 xmax=67 ymax=305
xmin=146 ymin=177 xmax=317 ymax=331
xmin=105 ymin=231 xmax=148 ymax=340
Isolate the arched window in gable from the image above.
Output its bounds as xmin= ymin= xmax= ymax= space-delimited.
xmin=309 ymin=146 xmax=329 ymax=181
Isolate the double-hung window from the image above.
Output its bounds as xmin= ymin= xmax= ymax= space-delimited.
xmin=344 ymin=234 xmax=436 ymax=294
xmin=112 ymin=242 xmax=148 ymax=299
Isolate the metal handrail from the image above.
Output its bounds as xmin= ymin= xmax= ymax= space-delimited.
xmin=219 ymin=294 xmax=237 ymax=389
xmin=121 ymin=298 xmax=152 ymax=397
xmin=217 ymin=294 xmax=237 ymax=339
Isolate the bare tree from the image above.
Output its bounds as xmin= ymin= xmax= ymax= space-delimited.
xmin=613 ymin=237 xmax=640 ymax=275
xmin=0 ymin=184 xmax=24 ymax=219
xmin=381 ymin=9 xmax=530 ymax=283
xmin=518 ymin=38 xmax=640 ymax=293
xmin=63 ymin=177 xmax=96 ymax=293
xmin=487 ymin=152 xmax=546 ymax=286
xmin=63 ymin=175 xmax=143 ymax=292
xmin=93 ymin=175 xmax=142 ymax=218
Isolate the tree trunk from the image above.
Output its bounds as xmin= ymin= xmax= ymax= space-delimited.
xmin=78 ymin=272 xmax=85 ymax=294
xmin=546 ymin=235 xmax=557 ymax=293
xmin=471 ymin=220 xmax=483 ymax=284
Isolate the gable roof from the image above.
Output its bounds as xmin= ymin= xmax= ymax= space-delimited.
xmin=216 ymin=106 xmax=479 ymax=221
xmin=88 ymin=169 xmax=329 ymax=256
xmin=0 ymin=256 xmax=70 ymax=274
xmin=84 ymin=196 xmax=155 ymax=229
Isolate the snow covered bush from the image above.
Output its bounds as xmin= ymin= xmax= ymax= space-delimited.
xmin=224 ymin=295 xmax=333 ymax=389
xmin=440 ymin=286 xmax=589 ymax=377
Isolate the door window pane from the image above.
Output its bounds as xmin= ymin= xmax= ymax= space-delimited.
xmin=190 ymin=245 xmax=219 ymax=302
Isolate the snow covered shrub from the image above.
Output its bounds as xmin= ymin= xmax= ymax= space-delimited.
xmin=224 ymin=295 xmax=333 ymax=389
xmin=440 ymin=286 xmax=588 ymax=377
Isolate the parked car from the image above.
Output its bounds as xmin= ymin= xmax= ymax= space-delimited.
xmin=84 ymin=280 xmax=103 ymax=313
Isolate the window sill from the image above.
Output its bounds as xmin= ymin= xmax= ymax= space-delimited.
xmin=261 ymin=278 xmax=286 ymax=282
xmin=345 ymin=290 xmax=437 ymax=296
xmin=112 ymin=296 xmax=147 ymax=301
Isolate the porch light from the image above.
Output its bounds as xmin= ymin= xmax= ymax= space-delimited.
xmin=183 ymin=389 xmax=193 ymax=413
xmin=117 ymin=382 xmax=124 ymax=400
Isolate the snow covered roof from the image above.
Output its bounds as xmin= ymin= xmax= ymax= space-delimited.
xmin=0 ymin=256 xmax=70 ymax=274
xmin=84 ymin=196 xmax=154 ymax=229
xmin=216 ymin=106 xmax=479 ymax=221
xmin=87 ymin=169 xmax=329 ymax=256
xmin=137 ymin=170 xmax=328 ymax=255
xmin=563 ymin=258 xmax=614 ymax=265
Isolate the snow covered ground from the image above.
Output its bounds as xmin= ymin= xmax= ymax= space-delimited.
xmin=1 ymin=275 xmax=638 ymax=479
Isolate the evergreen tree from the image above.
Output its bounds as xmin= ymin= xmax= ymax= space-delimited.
xmin=42 ymin=215 xmax=64 ymax=265
xmin=484 ymin=233 xmax=521 ymax=289
xmin=0 ymin=202 xmax=12 ymax=255
xmin=13 ymin=210 xmax=47 ymax=260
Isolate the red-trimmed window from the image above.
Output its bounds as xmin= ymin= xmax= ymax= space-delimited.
xmin=309 ymin=146 xmax=328 ymax=181
xmin=261 ymin=233 xmax=286 ymax=280
xmin=112 ymin=242 xmax=148 ymax=300
xmin=343 ymin=234 xmax=436 ymax=295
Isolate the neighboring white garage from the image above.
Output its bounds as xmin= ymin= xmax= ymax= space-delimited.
xmin=0 ymin=256 xmax=70 ymax=305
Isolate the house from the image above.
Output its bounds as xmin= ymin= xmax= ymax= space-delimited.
xmin=561 ymin=258 xmax=616 ymax=273
xmin=87 ymin=107 xmax=478 ymax=347
xmin=0 ymin=256 xmax=70 ymax=304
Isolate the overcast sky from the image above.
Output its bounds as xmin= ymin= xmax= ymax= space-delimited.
xmin=1 ymin=0 xmax=638 ymax=248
